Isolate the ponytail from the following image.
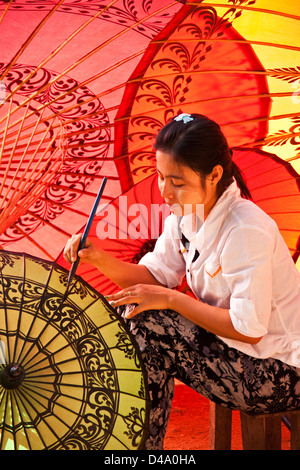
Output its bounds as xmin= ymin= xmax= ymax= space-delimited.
xmin=231 ymin=160 xmax=252 ymax=200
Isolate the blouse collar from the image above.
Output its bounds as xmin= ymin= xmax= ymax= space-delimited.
xmin=179 ymin=180 xmax=241 ymax=251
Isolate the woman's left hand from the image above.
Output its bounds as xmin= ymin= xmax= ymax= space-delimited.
xmin=106 ymin=284 xmax=173 ymax=318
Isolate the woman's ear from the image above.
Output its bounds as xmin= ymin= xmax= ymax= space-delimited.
xmin=210 ymin=165 xmax=223 ymax=186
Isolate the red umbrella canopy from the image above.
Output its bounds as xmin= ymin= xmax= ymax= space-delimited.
xmin=0 ymin=0 xmax=182 ymax=260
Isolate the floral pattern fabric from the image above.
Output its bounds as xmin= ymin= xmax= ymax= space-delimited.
xmin=118 ymin=305 xmax=300 ymax=450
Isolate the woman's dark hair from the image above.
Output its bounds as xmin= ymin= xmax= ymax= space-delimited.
xmin=154 ymin=113 xmax=252 ymax=200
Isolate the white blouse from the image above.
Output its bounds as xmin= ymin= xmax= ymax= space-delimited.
xmin=139 ymin=181 xmax=300 ymax=367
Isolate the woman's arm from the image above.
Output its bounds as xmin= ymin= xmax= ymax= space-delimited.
xmin=63 ymin=234 xmax=162 ymax=288
xmin=107 ymin=284 xmax=263 ymax=345
xmin=168 ymin=289 xmax=262 ymax=344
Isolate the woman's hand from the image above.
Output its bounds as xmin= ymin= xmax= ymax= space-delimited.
xmin=63 ymin=233 xmax=102 ymax=266
xmin=106 ymin=284 xmax=174 ymax=318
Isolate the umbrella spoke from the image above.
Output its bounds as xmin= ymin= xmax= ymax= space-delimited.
xmin=10 ymin=263 xmax=55 ymax=367
xmin=12 ymin=391 xmax=48 ymax=450
xmin=16 ymin=291 xmax=99 ymax=370
xmin=0 ymin=270 xmax=11 ymax=365
xmin=0 ymin=0 xmax=66 ymax=84
xmin=20 ymin=303 xmax=115 ymax=372
xmin=17 ymin=369 xmax=147 ymax=450
xmin=7 ymin=388 xmax=35 ymax=450
xmin=0 ymin=1 xmax=178 ymax=128
xmin=13 ymin=386 xmax=70 ymax=450
xmin=14 ymin=377 xmax=130 ymax=450
xmin=23 ymin=341 xmax=144 ymax=381
xmin=8 ymin=225 xmax=57 ymax=261
xmin=2 ymin=0 xmax=120 ymax=105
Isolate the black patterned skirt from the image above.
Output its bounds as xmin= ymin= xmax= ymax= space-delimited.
xmin=118 ymin=306 xmax=300 ymax=450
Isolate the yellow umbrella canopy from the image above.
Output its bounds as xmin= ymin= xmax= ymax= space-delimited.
xmin=0 ymin=251 xmax=149 ymax=450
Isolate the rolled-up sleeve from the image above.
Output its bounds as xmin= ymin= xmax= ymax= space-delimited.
xmin=139 ymin=215 xmax=186 ymax=288
xmin=221 ymin=225 xmax=274 ymax=338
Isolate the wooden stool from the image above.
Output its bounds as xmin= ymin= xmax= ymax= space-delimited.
xmin=209 ymin=402 xmax=300 ymax=450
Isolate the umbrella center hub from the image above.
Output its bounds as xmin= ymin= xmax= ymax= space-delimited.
xmin=0 ymin=363 xmax=25 ymax=389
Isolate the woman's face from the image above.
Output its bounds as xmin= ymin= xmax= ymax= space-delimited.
xmin=156 ymin=150 xmax=219 ymax=219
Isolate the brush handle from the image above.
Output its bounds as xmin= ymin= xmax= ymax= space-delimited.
xmin=67 ymin=176 xmax=107 ymax=286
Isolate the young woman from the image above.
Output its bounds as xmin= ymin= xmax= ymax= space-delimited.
xmin=64 ymin=113 xmax=300 ymax=450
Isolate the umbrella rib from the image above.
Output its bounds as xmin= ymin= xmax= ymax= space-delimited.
xmin=7 ymin=224 xmax=56 ymax=261
xmin=36 ymin=182 xmax=113 ymax=200
xmin=24 ymin=365 xmax=145 ymax=384
xmin=0 ymin=102 xmax=31 ymax=204
xmin=22 ymin=309 xmax=116 ymax=373
xmin=0 ymin=268 xmax=11 ymax=365
xmin=21 ymin=379 xmax=146 ymax=406
xmin=9 ymin=389 xmax=34 ymax=451
xmin=23 ymin=341 xmax=144 ymax=378
xmin=0 ymin=0 xmax=12 ymax=27
xmin=14 ymin=383 xmax=125 ymax=450
xmin=14 ymin=391 xmax=48 ymax=449
xmin=152 ymin=37 xmax=300 ymax=52
xmin=0 ymin=0 xmax=66 ymax=82
xmin=0 ymin=97 xmax=13 ymax=164
xmin=10 ymin=82 xmax=294 ymax=147
xmin=13 ymin=264 xmax=58 ymax=366
xmin=1 ymin=1 xmax=178 ymax=128
xmin=192 ymin=2 xmax=300 ymax=21
xmin=4 ymin=64 xmax=289 ymax=145
xmin=11 ymin=254 xmax=27 ymax=366
xmin=23 ymin=89 xmax=295 ymax=143
xmin=256 ymin=193 xmax=300 ymax=202
xmin=22 ymin=211 xmax=71 ymax=238
xmin=0 ymin=127 xmax=63 ymax=230
xmin=0 ymin=108 xmax=51 ymax=224
xmin=0 ymin=390 xmax=10 ymax=449
xmin=0 ymin=165 xmax=61 ymax=230
xmin=4 ymin=64 xmax=290 ymax=146
xmin=13 ymin=387 xmax=72 ymax=450
xmin=19 ymin=378 xmax=146 ymax=435
xmin=18 ymin=288 xmax=102 ymax=369
xmin=2 ymin=0 xmax=120 ymax=103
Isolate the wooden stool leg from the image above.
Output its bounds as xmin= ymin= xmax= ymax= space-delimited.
xmin=264 ymin=415 xmax=282 ymax=450
xmin=290 ymin=412 xmax=300 ymax=450
xmin=240 ymin=412 xmax=265 ymax=450
xmin=209 ymin=402 xmax=232 ymax=450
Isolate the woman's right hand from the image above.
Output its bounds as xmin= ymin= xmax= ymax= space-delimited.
xmin=63 ymin=234 xmax=101 ymax=266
